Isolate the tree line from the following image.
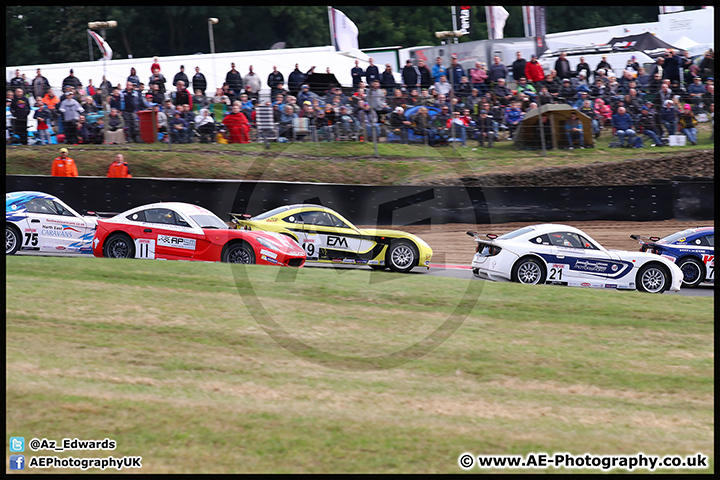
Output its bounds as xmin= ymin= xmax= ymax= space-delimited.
xmin=6 ymin=6 xmax=698 ymax=67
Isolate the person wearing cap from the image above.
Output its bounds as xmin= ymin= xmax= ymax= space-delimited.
xmin=448 ymin=54 xmax=466 ymax=91
xmin=564 ymin=111 xmax=585 ymax=150
xmin=554 ymin=52 xmax=571 ymax=81
xmin=401 ymin=59 xmax=420 ymax=90
xmin=9 ymin=87 xmax=31 ymax=145
xmin=172 ymin=65 xmax=189 ymax=88
xmin=687 ymin=76 xmax=706 ymax=108
xmin=169 ymin=110 xmax=191 ymax=143
xmin=51 ymin=148 xmax=78 ymax=177
xmin=61 ymin=68 xmax=82 ymax=92
xmin=57 ymin=90 xmax=84 ymax=144
xmin=559 ymin=78 xmax=576 ymax=104
xmin=525 ymin=54 xmax=545 ymax=90
xmin=626 ymin=56 xmax=640 ymax=76
xmin=387 ymin=106 xmax=411 ymax=144
xmin=296 ymin=84 xmax=319 ymax=106
xmin=612 ymin=106 xmax=636 ymax=147
xmin=380 ymin=63 xmax=397 ymax=91
xmin=678 ymin=103 xmax=698 ymax=144
xmin=107 ymin=153 xmax=132 ymax=178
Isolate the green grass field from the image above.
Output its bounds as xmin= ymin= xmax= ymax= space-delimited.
xmin=6 ymin=256 xmax=714 ymax=473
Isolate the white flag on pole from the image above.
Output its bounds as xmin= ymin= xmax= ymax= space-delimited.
xmin=331 ymin=8 xmax=359 ymax=51
xmin=88 ymin=30 xmax=113 ymax=61
xmin=492 ymin=6 xmax=510 ymax=39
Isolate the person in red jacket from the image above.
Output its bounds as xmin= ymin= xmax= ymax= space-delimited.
xmin=524 ymin=54 xmax=546 ymax=91
xmin=223 ymin=104 xmax=251 ymax=143
xmin=107 ymin=153 xmax=132 ymax=178
xmin=51 ymin=148 xmax=79 ymax=177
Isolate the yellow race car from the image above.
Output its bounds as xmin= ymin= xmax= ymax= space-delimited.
xmin=230 ymin=204 xmax=433 ymax=273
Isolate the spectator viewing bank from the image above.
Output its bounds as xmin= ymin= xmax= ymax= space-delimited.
xmin=6 ymin=46 xmax=714 ymax=150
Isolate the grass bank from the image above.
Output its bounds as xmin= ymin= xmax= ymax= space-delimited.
xmin=5 ymin=122 xmax=714 ymax=185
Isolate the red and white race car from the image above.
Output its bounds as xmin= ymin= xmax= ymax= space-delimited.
xmin=92 ymin=202 xmax=305 ymax=266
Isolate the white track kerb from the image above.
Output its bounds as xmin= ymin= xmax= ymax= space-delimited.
xmin=230 ymin=145 xmax=487 ymax=371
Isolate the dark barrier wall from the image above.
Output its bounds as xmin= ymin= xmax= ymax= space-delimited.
xmin=5 ymin=176 xmax=713 ymax=225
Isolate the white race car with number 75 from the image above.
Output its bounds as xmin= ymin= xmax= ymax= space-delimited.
xmin=468 ymin=224 xmax=683 ymax=293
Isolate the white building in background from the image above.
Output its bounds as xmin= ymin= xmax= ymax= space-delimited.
xmin=8 ymin=46 xmax=370 ymax=97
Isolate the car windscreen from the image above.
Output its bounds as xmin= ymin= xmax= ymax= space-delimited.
xmin=659 ymin=229 xmax=695 ymax=244
xmin=498 ymin=226 xmax=536 ymax=240
xmin=190 ymin=214 xmax=228 ymax=229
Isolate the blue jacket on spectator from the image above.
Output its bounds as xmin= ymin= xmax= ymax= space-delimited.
xmin=504 ymin=106 xmax=523 ymax=125
xmin=612 ymin=112 xmax=633 ymax=130
xmin=432 ymin=63 xmax=447 ymax=83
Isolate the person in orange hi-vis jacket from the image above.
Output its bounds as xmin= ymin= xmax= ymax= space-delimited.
xmin=51 ymin=147 xmax=79 ymax=177
xmin=107 ymin=153 xmax=132 ymax=178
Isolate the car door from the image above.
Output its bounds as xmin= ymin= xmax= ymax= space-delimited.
xmin=547 ymin=231 xmax=617 ymax=285
xmin=136 ymin=207 xmax=199 ymax=259
xmin=697 ymin=233 xmax=714 ymax=283
xmin=297 ymin=210 xmax=362 ymax=264
xmin=24 ymin=197 xmax=89 ymax=253
xmin=53 ymin=198 xmax=96 ymax=253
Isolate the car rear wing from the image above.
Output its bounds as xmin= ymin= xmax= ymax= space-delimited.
xmin=466 ymin=231 xmax=499 ymax=244
xmin=630 ymin=234 xmax=660 ymax=244
xmin=228 ymin=213 xmax=253 ymax=229
xmin=85 ymin=211 xmax=119 ymax=218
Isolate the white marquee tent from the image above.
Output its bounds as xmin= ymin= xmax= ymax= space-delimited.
xmin=8 ymin=45 xmax=372 ymax=98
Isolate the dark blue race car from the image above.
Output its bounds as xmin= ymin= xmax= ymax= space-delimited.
xmin=631 ymin=227 xmax=714 ymax=288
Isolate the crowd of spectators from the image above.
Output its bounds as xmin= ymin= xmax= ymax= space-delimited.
xmin=6 ymin=48 xmax=714 ymax=148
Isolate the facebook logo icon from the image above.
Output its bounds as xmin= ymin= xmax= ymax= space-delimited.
xmin=10 ymin=436 xmax=25 ymax=452
xmin=10 ymin=454 xmax=25 ymax=470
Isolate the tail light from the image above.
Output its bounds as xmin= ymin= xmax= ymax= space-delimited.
xmin=476 ymin=244 xmax=502 ymax=256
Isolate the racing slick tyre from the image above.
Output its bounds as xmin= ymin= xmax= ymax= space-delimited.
xmin=386 ymin=240 xmax=418 ymax=273
xmin=6 ymin=225 xmax=21 ymax=255
xmin=223 ymin=242 xmax=256 ymax=264
xmin=511 ymin=257 xmax=546 ymax=285
xmin=636 ymin=263 xmax=670 ymax=293
xmin=676 ymin=257 xmax=705 ymax=288
xmin=103 ymin=233 xmax=135 ymax=259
